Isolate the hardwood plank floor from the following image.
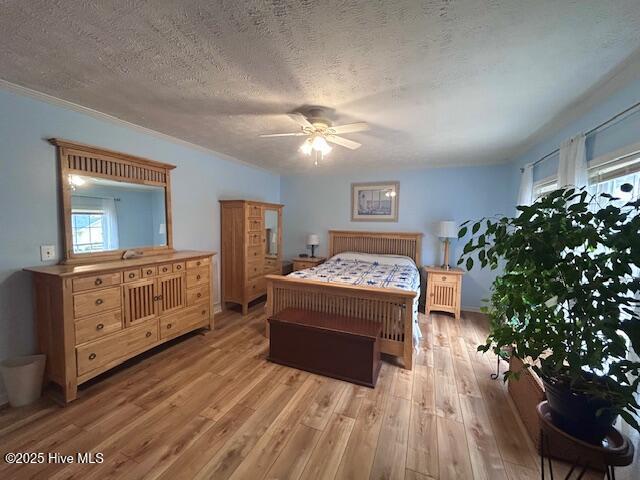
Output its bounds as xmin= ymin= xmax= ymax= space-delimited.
xmin=0 ymin=304 xmax=620 ymax=479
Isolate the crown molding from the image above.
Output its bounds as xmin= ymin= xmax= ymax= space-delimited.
xmin=0 ymin=78 xmax=276 ymax=174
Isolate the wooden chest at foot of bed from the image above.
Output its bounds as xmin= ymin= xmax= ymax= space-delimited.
xmin=268 ymin=308 xmax=382 ymax=388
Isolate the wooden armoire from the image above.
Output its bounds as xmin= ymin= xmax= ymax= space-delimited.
xmin=220 ymin=200 xmax=283 ymax=314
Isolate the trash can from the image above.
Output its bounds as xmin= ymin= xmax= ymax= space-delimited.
xmin=0 ymin=354 xmax=46 ymax=407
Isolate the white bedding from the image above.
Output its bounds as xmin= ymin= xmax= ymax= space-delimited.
xmin=287 ymin=251 xmax=422 ymax=345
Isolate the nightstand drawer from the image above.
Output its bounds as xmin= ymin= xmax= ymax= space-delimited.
xmin=141 ymin=266 xmax=157 ymax=278
xmin=124 ymin=269 xmax=141 ymax=283
xmin=433 ymin=273 xmax=459 ymax=284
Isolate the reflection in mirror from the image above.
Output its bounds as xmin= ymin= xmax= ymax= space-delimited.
xmin=264 ymin=209 xmax=278 ymax=256
xmin=69 ymin=174 xmax=167 ymax=254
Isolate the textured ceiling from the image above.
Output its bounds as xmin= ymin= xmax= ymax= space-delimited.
xmin=1 ymin=1 xmax=640 ymax=173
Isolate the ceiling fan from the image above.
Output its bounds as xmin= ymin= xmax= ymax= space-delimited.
xmin=259 ymin=107 xmax=369 ymax=164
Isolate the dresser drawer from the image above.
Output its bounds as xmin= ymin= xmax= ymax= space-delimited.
xmin=75 ymin=310 xmax=122 ymax=345
xmin=247 ymin=259 xmax=264 ymax=279
xmin=246 ymin=277 xmax=266 ymax=299
xmin=72 ymin=272 xmax=121 ymax=293
xmin=186 ymin=284 xmax=210 ymax=306
xmin=187 ymin=257 xmax=209 ymax=269
xmin=141 ymin=266 xmax=157 ymax=278
xmin=76 ymin=319 xmax=158 ymax=377
xmin=158 ymin=263 xmax=173 ymax=275
xmin=124 ymin=268 xmax=141 ymax=283
xmin=173 ymin=262 xmax=186 ymax=273
xmin=248 ymin=218 xmax=263 ymax=232
xmin=247 ymin=246 xmax=262 ymax=262
xmin=73 ymin=287 xmax=121 ymax=319
xmin=186 ymin=266 xmax=209 ymax=289
xmin=247 ymin=204 xmax=262 ymax=217
xmin=247 ymin=232 xmax=262 ymax=246
xmin=160 ymin=304 xmax=209 ymax=339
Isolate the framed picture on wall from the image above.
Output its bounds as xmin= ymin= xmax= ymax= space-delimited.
xmin=351 ymin=181 xmax=399 ymax=222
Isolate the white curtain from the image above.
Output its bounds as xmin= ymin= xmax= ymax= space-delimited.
xmin=100 ymin=198 xmax=119 ymax=250
xmin=517 ymin=163 xmax=534 ymax=206
xmin=558 ymin=133 xmax=588 ymax=188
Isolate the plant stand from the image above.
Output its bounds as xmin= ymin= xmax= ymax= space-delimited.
xmin=537 ymin=401 xmax=634 ymax=479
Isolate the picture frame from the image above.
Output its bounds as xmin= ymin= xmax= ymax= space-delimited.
xmin=351 ymin=181 xmax=399 ymax=222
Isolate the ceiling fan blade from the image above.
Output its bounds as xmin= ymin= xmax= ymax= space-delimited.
xmin=259 ymin=132 xmax=307 ymax=137
xmin=328 ymin=122 xmax=369 ymax=134
xmin=327 ymin=135 xmax=362 ymax=150
xmin=287 ymin=113 xmax=314 ymax=129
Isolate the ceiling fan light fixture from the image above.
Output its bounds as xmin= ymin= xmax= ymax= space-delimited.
xmin=299 ymin=138 xmax=313 ymax=155
xmin=311 ymin=135 xmax=332 ymax=155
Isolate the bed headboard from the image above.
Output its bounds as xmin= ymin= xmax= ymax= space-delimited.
xmin=328 ymin=230 xmax=423 ymax=265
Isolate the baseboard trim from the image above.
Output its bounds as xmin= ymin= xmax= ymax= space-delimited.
xmin=462 ymin=306 xmax=483 ymax=313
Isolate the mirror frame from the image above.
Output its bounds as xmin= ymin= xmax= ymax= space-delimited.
xmin=51 ymin=138 xmax=175 ymax=264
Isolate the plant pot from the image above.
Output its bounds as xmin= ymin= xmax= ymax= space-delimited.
xmin=542 ymin=376 xmax=618 ymax=445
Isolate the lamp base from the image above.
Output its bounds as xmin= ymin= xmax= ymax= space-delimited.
xmin=310 ymin=245 xmax=316 ymax=258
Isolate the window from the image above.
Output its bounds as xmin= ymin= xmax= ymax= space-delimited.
xmin=533 ymin=177 xmax=558 ymax=199
xmin=72 ymin=209 xmax=106 ymax=253
xmin=532 ymin=153 xmax=640 ymax=201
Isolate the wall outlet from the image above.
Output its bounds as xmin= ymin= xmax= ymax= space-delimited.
xmin=40 ymin=245 xmax=56 ymax=261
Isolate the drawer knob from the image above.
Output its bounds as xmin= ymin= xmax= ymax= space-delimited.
xmin=96 ymin=323 xmax=104 ymax=331
xmin=176 ymin=265 xmax=182 ymax=270
xmin=146 ymin=331 xmax=152 ymax=338
xmin=196 ymin=275 xmax=201 ymax=280
xmin=147 ymin=269 xmax=153 ymax=275
xmin=153 ymin=295 xmax=163 ymax=301
xmin=95 ymin=298 xmax=103 ymax=305
xmin=197 ymin=293 xmax=202 ymax=298
xmin=201 ymin=310 xmax=206 ymax=315
xmin=197 ymin=261 xmax=201 ymax=266
xmin=129 ymin=272 xmax=136 ymax=279
xmin=162 ymin=267 xmax=168 ymax=272
xmin=442 ymin=276 xmax=447 ymax=281
xmin=167 ymin=323 xmax=172 ymax=329
xmin=89 ymin=353 xmax=96 ymax=360
xmin=94 ymin=278 xmax=103 ymax=286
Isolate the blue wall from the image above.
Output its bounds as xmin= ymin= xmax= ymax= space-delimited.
xmin=281 ymin=164 xmax=517 ymax=309
xmin=0 ymin=87 xmax=280 ymax=402
xmin=511 ymin=76 xmax=640 ymax=186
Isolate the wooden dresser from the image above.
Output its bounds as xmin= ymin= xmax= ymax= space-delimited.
xmin=424 ymin=266 xmax=464 ymax=319
xmin=25 ymin=251 xmax=215 ymax=403
xmin=220 ymin=200 xmax=283 ymax=315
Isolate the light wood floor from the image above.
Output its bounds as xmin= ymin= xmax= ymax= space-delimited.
xmin=0 ymin=303 xmax=632 ymax=479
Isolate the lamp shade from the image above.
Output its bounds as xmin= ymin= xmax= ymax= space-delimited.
xmin=437 ymin=221 xmax=457 ymax=239
xmin=306 ymin=234 xmax=320 ymax=246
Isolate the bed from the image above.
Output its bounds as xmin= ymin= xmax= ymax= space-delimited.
xmin=265 ymin=230 xmax=423 ymax=369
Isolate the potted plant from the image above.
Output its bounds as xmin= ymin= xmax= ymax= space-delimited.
xmin=458 ymin=186 xmax=640 ymax=444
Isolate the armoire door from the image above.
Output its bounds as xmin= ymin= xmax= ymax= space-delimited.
xmin=123 ymin=278 xmax=157 ymax=326
xmin=157 ymin=272 xmax=185 ymax=316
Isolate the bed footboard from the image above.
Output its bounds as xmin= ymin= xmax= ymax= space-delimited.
xmin=265 ymin=275 xmax=416 ymax=369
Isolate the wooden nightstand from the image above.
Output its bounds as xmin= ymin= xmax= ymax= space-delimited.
xmin=424 ymin=266 xmax=464 ymax=319
xmin=292 ymin=256 xmax=326 ymax=272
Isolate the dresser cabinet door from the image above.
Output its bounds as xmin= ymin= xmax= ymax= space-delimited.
xmin=123 ymin=279 xmax=157 ymax=326
xmin=157 ymin=272 xmax=185 ymax=316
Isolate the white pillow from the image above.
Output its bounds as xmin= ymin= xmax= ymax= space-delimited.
xmin=328 ymin=251 xmax=417 ymax=269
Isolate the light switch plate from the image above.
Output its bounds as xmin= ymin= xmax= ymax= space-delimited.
xmin=40 ymin=245 xmax=55 ymax=261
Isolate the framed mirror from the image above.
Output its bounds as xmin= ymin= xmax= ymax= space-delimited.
xmin=51 ymin=139 xmax=175 ymax=263
xmin=264 ymin=208 xmax=279 ymax=257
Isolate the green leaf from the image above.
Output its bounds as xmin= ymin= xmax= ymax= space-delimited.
xmin=466 ymin=257 xmax=474 ymax=271
xmin=458 ymin=226 xmax=467 ymax=238
xmin=472 ymin=222 xmax=481 ymax=234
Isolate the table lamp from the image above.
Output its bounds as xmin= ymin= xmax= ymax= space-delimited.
xmin=307 ymin=234 xmax=320 ymax=258
xmin=437 ymin=221 xmax=457 ymax=269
